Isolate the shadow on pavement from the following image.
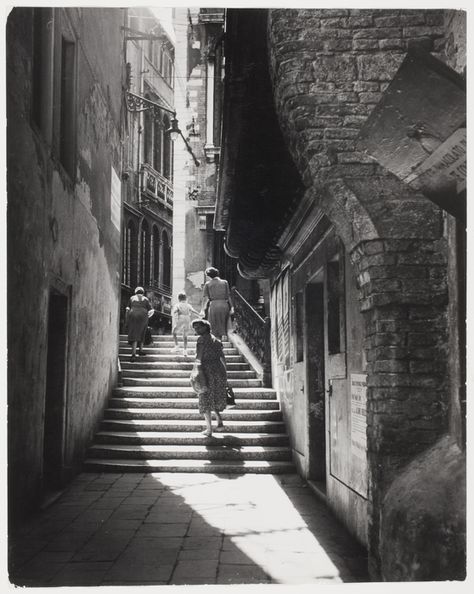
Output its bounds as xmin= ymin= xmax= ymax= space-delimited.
xmin=9 ymin=471 xmax=368 ymax=586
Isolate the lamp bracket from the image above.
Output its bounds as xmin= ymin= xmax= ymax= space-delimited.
xmin=125 ymin=91 xmax=175 ymax=118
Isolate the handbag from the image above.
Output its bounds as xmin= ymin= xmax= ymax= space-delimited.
xmin=190 ymin=362 xmax=208 ymax=394
xmin=226 ymin=384 xmax=236 ymax=407
xmin=144 ymin=326 xmax=153 ymax=346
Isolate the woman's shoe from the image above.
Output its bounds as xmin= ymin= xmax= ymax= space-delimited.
xmin=214 ymin=425 xmax=225 ymax=432
xmin=201 ymin=429 xmax=212 ymax=437
xmin=138 ymin=350 xmax=146 ymax=356
xmin=130 ymin=355 xmax=136 ymax=362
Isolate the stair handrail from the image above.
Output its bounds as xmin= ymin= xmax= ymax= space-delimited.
xmin=231 ymin=288 xmax=272 ymax=387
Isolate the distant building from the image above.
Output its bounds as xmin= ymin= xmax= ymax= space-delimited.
xmin=7 ymin=7 xmax=126 ymax=523
xmin=121 ymin=7 xmax=175 ymax=333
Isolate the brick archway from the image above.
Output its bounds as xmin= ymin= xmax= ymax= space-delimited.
xmin=267 ymin=8 xmax=451 ymax=578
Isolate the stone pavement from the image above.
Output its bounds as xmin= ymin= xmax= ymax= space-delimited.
xmin=8 ymin=472 xmax=368 ymax=586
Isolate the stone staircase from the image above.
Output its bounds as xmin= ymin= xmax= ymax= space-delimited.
xmin=84 ymin=334 xmax=295 ymax=473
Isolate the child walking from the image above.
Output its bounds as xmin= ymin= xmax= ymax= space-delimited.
xmin=172 ymin=292 xmax=201 ymax=356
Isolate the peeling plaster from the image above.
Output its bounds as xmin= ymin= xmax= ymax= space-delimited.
xmin=187 ymin=270 xmax=205 ymax=289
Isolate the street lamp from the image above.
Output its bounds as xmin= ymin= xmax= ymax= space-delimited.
xmin=166 ymin=116 xmax=180 ymax=142
xmin=125 ymin=91 xmax=200 ymax=167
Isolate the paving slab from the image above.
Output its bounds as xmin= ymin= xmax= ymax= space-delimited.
xmin=9 ymin=471 xmax=369 ymax=586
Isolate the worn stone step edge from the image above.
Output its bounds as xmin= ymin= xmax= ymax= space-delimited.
xmin=113 ymin=387 xmax=277 ymax=399
xmin=119 ymin=346 xmax=237 ymax=353
xmin=121 ymin=379 xmax=263 ymax=388
xmin=100 ymin=419 xmax=286 ymax=433
xmin=94 ymin=431 xmax=290 ymax=445
xmin=105 ymin=408 xmax=283 ymax=421
xmin=121 ymin=370 xmax=257 ymax=379
xmin=109 ymin=398 xmax=279 ymax=410
xmin=119 ymin=352 xmax=245 ymax=363
xmin=83 ymin=458 xmax=296 ymax=473
xmin=120 ymin=362 xmax=250 ymax=370
xmin=87 ymin=444 xmax=293 ymax=461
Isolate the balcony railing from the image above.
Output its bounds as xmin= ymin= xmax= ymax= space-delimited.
xmin=148 ymin=279 xmax=171 ymax=296
xmin=140 ymin=163 xmax=173 ymax=208
xmin=231 ymin=288 xmax=272 ymax=387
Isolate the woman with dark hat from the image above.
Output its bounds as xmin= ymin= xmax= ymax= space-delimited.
xmin=191 ymin=318 xmax=228 ymax=437
xmin=200 ymin=267 xmax=234 ymax=341
xmin=125 ymin=286 xmax=152 ymax=362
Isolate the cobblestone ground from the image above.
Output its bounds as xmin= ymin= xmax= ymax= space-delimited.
xmin=9 ymin=473 xmax=368 ymax=586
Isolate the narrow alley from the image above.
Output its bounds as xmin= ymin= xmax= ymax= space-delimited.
xmin=9 ymin=472 xmax=367 ymax=586
xmin=6 ymin=6 xmax=466 ymax=586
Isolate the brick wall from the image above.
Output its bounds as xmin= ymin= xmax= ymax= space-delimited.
xmin=267 ymin=9 xmax=456 ymax=578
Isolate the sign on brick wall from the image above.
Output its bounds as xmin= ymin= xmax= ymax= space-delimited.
xmin=358 ymin=47 xmax=465 ymax=220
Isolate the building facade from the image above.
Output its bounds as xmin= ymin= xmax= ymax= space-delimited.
xmin=121 ymin=7 xmax=175 ymax=333
xmin=216 ymin=8 xmax=465 ymax=581
xmin=7 ymin=7 xmax=125 ymax=523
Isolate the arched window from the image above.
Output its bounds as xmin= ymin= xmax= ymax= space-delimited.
xmin=163 ymin=114 xmax=172 ymax=180
xmin=152 ymin=225 xmax=160 ymax=285
xmin=140 ymin=220 xmax=151 ymax=286
xmin=162 ymin=229 xmax=171 ymax=289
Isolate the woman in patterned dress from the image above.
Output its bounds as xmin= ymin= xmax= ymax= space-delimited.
xmin=192 ymin=319 xmax=228 ymax=437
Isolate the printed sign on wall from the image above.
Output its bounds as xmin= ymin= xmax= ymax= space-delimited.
xmin=350 ymin=373 xmax=367 ymax=460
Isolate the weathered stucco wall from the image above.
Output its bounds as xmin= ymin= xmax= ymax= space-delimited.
xmin=7 ymin=8 xmax=123 ymax=522
xmin=267 ymin=8 xmax=464 ymax=580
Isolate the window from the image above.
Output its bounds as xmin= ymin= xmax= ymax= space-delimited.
xmin=31 ymin=8 xmax=53 ymax=136
xmin=162 ymin=230 xmax=171 ymax=289
xmin=123 ymin=220 xmax=138 ymax=287
xmin=295 ymin=291 xmax=304 ymax=363
xmin=327 ymin=258 xmax=344 ymax=355
xmin=163 ymin=115 xmax=172 ymax=179
xmin=152 ymin=226 xmax=160 ymax=285
xmin=140 ymin=220 xmax=151 ymax=286
xmin=58 ymin=35 xmax=76 ymax=177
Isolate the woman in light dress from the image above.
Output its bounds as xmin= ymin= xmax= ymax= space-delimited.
xmin=200 ymin=267 xmax=234 ymax=341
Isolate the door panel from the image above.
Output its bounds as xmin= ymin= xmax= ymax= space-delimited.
xmin=325 ymin=251 xmax=367 ymax=498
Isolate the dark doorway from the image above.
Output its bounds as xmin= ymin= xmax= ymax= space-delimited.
xmin=306 ymin=281 xmax=326 ymax=485
xmin=43 ymin=290 xmax=68 ymax=492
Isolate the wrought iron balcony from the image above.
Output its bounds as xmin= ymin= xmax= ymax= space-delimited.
xmin=140 ymin=163 xmax=173 ymax=209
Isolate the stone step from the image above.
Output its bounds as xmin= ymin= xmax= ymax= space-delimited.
xmin=83 ymin=458 xmax=296 ymax=474
xmin=87 ymin=444 xmax=293 ymax=461
xmin=120 ymin=361 xmax=251 ymax=371
xmin=121 ymin=377 xmax=262 ymax=388
xmin=119 ymin=340 xmax=232 ymax=348
xmin=100 ymin=418 xmax=286 ymax=433
xmin=119 ymin=346 xmax=238 ymax=355
xmin=104 ymin=408 xmax=283 ymax=422
xmin=120 ymin=369 xmax=257 ymax=379
xmin=94 ymin=431 xmax=290 ymax=446
xmin=108 ymin=397 xmax=279 ymax=410
xmin=120 ymin=334 xmax=199 ymax=342
xmin=119 ymin=354 xmax=244 ymax=363
xmin=112 ymin=386 xmax=277 ymax=400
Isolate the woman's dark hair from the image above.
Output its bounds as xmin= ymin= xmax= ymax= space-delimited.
xmin=205 ymin=267 xmax=219 ymax=278
xmin=178 ymin=292 xmax=187 ymax=301
xmin=192 ymin=319 xmax=211 ymax=333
